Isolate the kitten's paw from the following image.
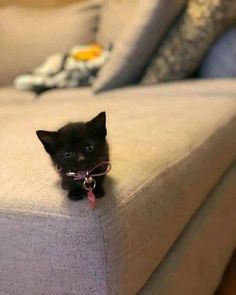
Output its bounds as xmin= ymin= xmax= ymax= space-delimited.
xmin=68 ymin=190 xmax=84 ymax=201
xmin=61 ymin=180 xmax=69 ymax=190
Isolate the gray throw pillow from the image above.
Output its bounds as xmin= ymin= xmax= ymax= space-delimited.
xmin=199 ymin=27 xmax=236 ymax=78
xmin=93 ymin=0 xmax=188 ymax=93
xmin=96 ymin=0 xmax=140 ymax=48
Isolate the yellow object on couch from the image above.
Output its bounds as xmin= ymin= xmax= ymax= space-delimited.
xmin=71 ymin=44 xmax=103 ymax=61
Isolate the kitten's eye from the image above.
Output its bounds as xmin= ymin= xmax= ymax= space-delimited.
xmin=64 ymin=151 xmax=75 ymax=159
xmin=83 ymin=144 xmax=94 ymax=153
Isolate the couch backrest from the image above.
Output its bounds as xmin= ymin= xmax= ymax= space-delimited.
xmin=0 ymin=0 xmax=101 ymax=86
xmin=0 ymin=0 xmax=81 ymax=8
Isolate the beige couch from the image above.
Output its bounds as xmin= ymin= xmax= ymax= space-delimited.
xmin=0 ymin=2 xmax=236 ymax=295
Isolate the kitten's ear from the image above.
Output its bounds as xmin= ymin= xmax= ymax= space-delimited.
xmin=36 ymin=130 xmax=58 ymax=155
xmin=88 ymin=112 xmax=107 ymax=138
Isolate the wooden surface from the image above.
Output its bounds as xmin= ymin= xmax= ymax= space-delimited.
xmin=0 ymin=0 xmax=84 ymax=7
xmin=215 ymin=250 xmax=236 ymax=295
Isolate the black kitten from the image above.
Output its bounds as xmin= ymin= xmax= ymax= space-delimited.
xmin=36 ymin=112 xmax=109 ymax=201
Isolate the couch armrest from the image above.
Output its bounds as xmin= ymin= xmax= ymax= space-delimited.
xmin=0 ymin=82 xmax=236 ymax=295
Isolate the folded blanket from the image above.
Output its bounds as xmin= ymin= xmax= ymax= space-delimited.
xmin=14 ymin=44 xmax=109 ymax=94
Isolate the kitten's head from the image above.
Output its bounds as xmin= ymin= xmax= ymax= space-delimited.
xmin=36 ymin=112 xmax=108 ymax=173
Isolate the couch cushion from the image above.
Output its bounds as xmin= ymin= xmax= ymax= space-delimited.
xmin=0 ymin=87 xmax=36 ymax=104
xmin=0 ymin=87 xmax=92 ymax=105
xmin=0 ymin=79 xmax=236 ymax=295
xmin=0 ymin=1 xmax=101 ymax=86
xmin=94 ymin=0 xmax=187 ymax=92
xmin=139 ymin=163 xmax=236 ymax=295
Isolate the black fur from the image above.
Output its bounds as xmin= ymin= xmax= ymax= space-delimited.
xmin=36 ymin=112 xmax=109 ymax=201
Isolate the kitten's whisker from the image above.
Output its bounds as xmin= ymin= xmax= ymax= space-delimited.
xmin=66 ymin=172 xmax=76 ymax=177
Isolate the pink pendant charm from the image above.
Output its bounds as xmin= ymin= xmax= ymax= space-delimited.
xmin=88 ymin=190 xmax=96 ymax=210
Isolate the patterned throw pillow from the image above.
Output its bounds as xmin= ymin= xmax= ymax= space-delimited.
xmin=142 ymin=0 xmax=236 ymax=85
xmin=14 ymin=45 xmax=110 ymax=95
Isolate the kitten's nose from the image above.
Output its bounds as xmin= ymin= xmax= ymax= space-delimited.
xmin=78 ymin=154 xmax=85 ymax=162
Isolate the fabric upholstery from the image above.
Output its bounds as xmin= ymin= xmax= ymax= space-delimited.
xmin=0 ymin=87 xmax=35 ymax=104
xmin=0 ymin=212 xmax=107 ymax=294
xmin=96 ymin=0 xmax=139 ymax=47
xmin=0 ymin=1 xmax=101 ymax=86
xmin=142 ymin=0 xmax=236 ymax=85
xmin=199 ymin=27 xmax=236 ymax=78
xmin=3 ymin=78 xmax=236 ymax=105
xmin=139 ymin=163 xmax=236 ymax=295
xmin=93 ymin=0 xmax=188 ymax=92
xmin=0 ymin=80 xmax=236 ymax=294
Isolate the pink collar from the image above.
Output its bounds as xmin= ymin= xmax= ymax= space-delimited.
xmin=65 ymin=161 xmax=112 ymax=210
xmin=66 ymin=161 xmax=111 ymax=180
